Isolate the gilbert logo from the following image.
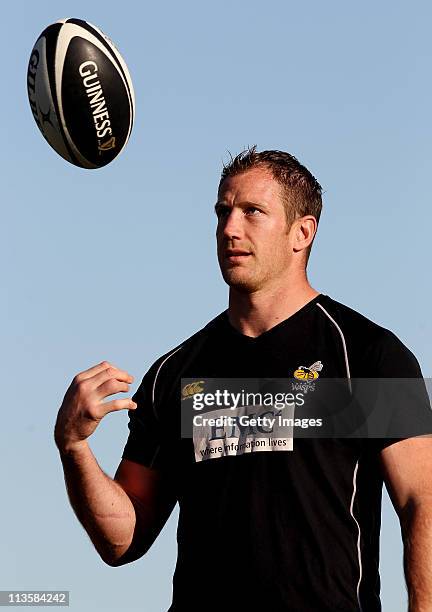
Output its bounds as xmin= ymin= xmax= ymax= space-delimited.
xmin=182 ymin=381 xmax=205 ymax=400
xmin=294 ymin=361 xmax=323 ymax=381
xmin=27 ymin=49 xmax=41 ymax=130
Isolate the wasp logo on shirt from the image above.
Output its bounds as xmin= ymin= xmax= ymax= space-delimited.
xmin=294 ymin=361 xmax=323 ymax=381
xmin=182 ymin=380 xmax=205 ymax=400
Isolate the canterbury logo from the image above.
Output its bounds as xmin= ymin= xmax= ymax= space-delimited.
xmin=98 ymin=137 xmax=116 ymax=151
xmin=182 ymin=381 xmax=205 ymax=400
xmin=294 ymin=361 xmax=323 ymax=381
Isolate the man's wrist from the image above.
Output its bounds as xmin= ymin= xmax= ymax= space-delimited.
xmin=55 ymin=437 xmax=89 ymax=457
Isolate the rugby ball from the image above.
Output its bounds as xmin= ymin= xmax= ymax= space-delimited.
xmin=26 ymin=18 xmax=135 ymax=169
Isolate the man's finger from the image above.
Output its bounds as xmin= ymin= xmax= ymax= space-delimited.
xmin=96 ymin=378 xmax=131 ymax=401
xmin=77 ymin=361 xmax=116 ymax=381
xmin=101 ymin=398 xmax=137 ymax=413
xmin=93 ymin=367 xmax=134 ymax=389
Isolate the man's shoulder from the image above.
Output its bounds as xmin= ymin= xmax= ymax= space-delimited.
xmin=320 ymin=294 xmax=396 ymax=341
xmin=319 ymin=294 xmax=421 ymax=375
xmin=145 ymin=311 xmax=226 ymax=380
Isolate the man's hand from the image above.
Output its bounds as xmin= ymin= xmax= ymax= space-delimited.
xmin=54 ymin=360 xmax=136 ymax=453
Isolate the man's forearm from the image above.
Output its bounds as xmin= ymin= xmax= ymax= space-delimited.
xmin=401 ymin=501 xmax=432 ymax=612
xmin=57 ymin=441 xmax=136 ymax=565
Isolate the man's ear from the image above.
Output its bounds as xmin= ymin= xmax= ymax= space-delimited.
xmin=292 ymin=216 xmax=317 ymax=252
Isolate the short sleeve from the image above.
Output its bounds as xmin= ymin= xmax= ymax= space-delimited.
xmin=121 ymin=363 xmax=165 ymax=469
xmin=369 ymin=330 xmax=432 ymax=450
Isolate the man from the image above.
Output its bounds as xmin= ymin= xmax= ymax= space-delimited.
xmin=55 ymin=147 xmax=432 ymax=611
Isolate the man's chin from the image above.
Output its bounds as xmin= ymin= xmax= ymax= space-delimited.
xmin=220 ymin=270 xmax=259 ymax=293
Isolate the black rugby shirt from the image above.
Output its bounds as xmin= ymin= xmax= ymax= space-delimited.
xmin=122 ymin=293 xmax=432 ymax=612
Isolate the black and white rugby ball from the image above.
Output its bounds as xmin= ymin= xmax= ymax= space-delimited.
xmin=27 ymin=18 xmax=135 ymax=169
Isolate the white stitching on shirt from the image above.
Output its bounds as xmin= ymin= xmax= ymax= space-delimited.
xmin=148 ymin=345 xmax=184 ymax=467
xmin=350 ymin=460 xmax=364 ymax=612
xmin=317 ymin=301 xmax=362 ymax=610
xmin=152 ymin=345 xmax=184 ymax=414
xmin=316 ymin=302 xmax=352 ymax=393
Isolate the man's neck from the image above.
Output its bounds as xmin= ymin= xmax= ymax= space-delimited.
xmin=227 ymin=281 xmax=320 ymax=338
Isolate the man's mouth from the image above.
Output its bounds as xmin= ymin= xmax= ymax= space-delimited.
xmin=226 ymin=249 xmax=251 ymax=256
xmin=225 ymin=249 xmax=252 ymax=263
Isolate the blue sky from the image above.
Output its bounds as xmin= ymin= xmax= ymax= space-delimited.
xmin=2 ymin=1 xmax=431 ymax=610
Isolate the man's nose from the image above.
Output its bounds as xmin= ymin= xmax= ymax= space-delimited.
xmin=221 ymin=209 xmax=243 ymax=240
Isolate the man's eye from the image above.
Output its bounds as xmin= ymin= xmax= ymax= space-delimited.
xmin=215 ymin=206 xmax=261 ymax=217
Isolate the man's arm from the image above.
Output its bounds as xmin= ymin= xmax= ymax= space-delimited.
xmin=380 ymin=437 xmax=432 ymax=612
xmin=112 ymin=458 xmax=176 ymax=566
xmin=55 ymin=361 xmax=176 ymax=566
xmin=57 ymin=442 xmax=176 ymax=566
